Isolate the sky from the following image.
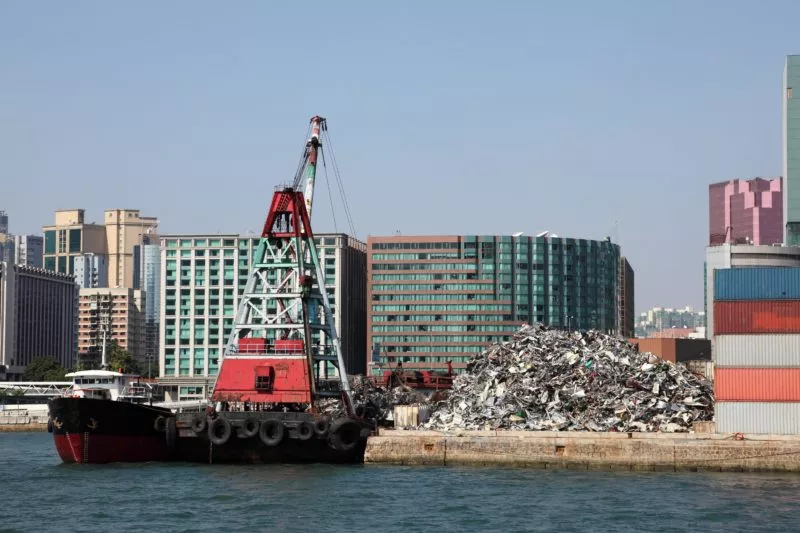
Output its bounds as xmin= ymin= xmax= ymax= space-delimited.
xmin=0 ymin=0 xmax=796 ymax=313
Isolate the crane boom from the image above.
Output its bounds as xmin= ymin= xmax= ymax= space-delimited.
xmin=301 ymin=116 xmax=324 ymax=217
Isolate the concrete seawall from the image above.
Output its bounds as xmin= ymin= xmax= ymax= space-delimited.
xmin=365 ymin=430 xmax=800 ymax=472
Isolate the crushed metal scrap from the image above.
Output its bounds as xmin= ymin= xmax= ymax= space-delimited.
xmin=319 ymin=376 xmax=429 ymax=425
xmin=419 ymin=324 xmax=714 ymax=432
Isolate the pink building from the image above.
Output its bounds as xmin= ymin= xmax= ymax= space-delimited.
xmin=709 ymin=177 xmax=783 ymax=246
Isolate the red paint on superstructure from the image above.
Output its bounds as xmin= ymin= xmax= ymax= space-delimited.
xmin=212 ymin=357 xmax=312 ymax=404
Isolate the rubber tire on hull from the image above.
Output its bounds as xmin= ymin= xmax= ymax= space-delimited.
xmin=329 ymin=419 xmax=361 ymax=453
xmin=47 ymin=417 xmax=53 ymax=433
xmin=154 ymin=416 xmax=167 ymax=432
xmin=296 ymin=421 xmax=315 ymax=441
xmin=208 ymin=417 xmax=232 ymax=446
xmin=191 ymin=414 xmax=207 ymax=434
xmin=165 ymin=417 xmax=177 ymax=451
xmin=240 ymin=416 xmax=259 ymax=438
xmin=259 ymin=419 xmax=285 ymax=447
xmin=314 ymin=417 xmax=330 ymax=437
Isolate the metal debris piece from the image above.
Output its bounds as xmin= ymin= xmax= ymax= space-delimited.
xmin=420 ymin=324 xmax=714 ymax=432
xmin=318 ymin=375 xmax=429 ymax=425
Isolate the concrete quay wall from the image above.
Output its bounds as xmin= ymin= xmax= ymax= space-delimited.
xmin=364 ymin=430 xmax=800 ymax=472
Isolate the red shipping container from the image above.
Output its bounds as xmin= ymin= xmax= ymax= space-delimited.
xmin=238 ymin=338 xmax=267 ymax=354
xmin=713 ymin=300 xmax=800 ymax=334
xmin=715 ymin=368 xmax=800 ymax=401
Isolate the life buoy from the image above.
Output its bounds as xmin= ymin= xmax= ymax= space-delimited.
xmin=153 ymin=416 xmax=167 ymax=432
xmin=296 ymin=421 xmax=314 ymax=441
xmin=190 ymin=414 xmax=207 ymax=435
xmin=314 ymin=417 xmax=331 ymax=437
xmin=329 ymin=419 xmax=361 ymax=453
xmin=240 ymin=416 xmax=259 ymax=438
xmin=165 ymin=418 xmax=177 ymax=451
xmin=87 ymin=417 xmax=99 ymax=430
xmin=208 ymin=417 xmax=232 ymax=446
xmin=258 ymin=419 xmax=284 ymax=447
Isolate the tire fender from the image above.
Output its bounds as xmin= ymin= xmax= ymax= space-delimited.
xmin=208 ymin=417 xmax=232 ymax=446
xmin=165 ymin=417 xmax=177 ymax=451
xmin=258 ymin=419 xmax=284 ymax=447
xmin=154 ymin=416 xmax=167 ymax=432
xmin=296 ymin=421 xmax=314 ymax=441
xmin=314 ymin=417 xmax=330 ymax=437
xmin=329 ymin=419 xmax=362 ymax=453
xmin=190 ymin=414 xmax=207 ymax=435
xmin=240 ymin=416 xmax=260 ymax=438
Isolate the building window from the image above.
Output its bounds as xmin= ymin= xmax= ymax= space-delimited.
xmin=69 ymin=229 xmax=81 ymax=253
xmin=44 ymin=230 xmax=56 ymax=254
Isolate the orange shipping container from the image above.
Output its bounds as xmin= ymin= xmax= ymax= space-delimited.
xmin=713 ymin=300 xmax=800 ymax=334
xmin=715 ymin=368 xmax=800 ymax=401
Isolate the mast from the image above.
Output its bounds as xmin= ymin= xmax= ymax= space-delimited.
xmin=100 ymin=328 xmax=108 ymax=370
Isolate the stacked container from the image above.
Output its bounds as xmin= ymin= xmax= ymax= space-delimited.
xmin=714 ymin=267 xmax=800 ymax=434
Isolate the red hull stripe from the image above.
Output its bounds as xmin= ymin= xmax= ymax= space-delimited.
xmin=54 ymin=433 xmax=169 ymax=464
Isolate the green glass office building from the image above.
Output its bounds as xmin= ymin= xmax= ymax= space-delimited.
xmin=785 ymin=55 xmax=800 ymax=245
xmin=367 ymin=234 xmax=624 ymax=375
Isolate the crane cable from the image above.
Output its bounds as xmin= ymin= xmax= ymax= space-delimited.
xmin=291 ymin=123 xmax=312 ymax=190
xmin=320 ymin=147 xmax=339 ymax=233
xmin=321 ymin=129 xmax=357 ymax=238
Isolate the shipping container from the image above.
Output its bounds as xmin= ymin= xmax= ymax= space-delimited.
xmin=715 ymin=334 xmax=800 ymax=367
xmin=627 ymin=338 xmax=711 ymax=363
xmin=683 ymin=359 xmax=714 ymax=381
xmin=715 ymin=368 xmax=800 ymax=401
xmin=715 ymin=402 xmax=800 ymax=434
xmin=714 ymin=266 xmax=800 ymax=301
xmin=713 ymin=300 xmax=800 ymax=334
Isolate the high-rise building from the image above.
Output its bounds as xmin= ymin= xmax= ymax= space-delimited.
xmin=42 ymin=209 xmax=107 ymax=276
xmin=785 ymin=56 xmax=800 ymax=244
xmin=0 ymin=262 xmax=78 ymax=378
xmin=157 ymin=233 xmax=366 ymax=400
xmin=13 ymin=235 xmax=43 ymax=268
xmin=0 ymin=234 xmax=14 ymax=265
xmin=73 ymin=253 xmax=108 ymax=289
xmin=77 ymin=288 xmax=145 ymax=368
xmin=618 ymin=257 xmax=635 ymax=338
xmin=104 ymin=209 xmax=159 ymax=289
xmin=709 ymin=178 xmax=783 ymax=246
xmin=0 ymin=211 xmax=7 ymax=234
xmin=135 ymin=242 xmax=161 ymax=369
xmin=367 ymin=234 xmax=621 ymax=375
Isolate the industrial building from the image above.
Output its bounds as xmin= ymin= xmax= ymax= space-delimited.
xmin=77 ymin=288 xmax=145 ymax=369
xmin=0 ymin=263 xmax=78 ymax=379
xmin=366 ymin=234 xmax=624 ymax=375
xmin=708 ymin=177 xmax=782 ymax=246
xmin=157 ymin=233 xmax=366 ymax=400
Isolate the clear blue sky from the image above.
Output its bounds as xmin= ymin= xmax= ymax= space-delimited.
xmin=0 ymin=0 xmax=796 ymax=312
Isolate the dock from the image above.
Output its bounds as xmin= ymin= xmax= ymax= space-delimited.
xmin=364 ymin=429 xmax=800 ymax=472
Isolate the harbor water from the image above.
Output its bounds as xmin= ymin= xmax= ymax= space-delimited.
xmin=4 ymin=432 xmax=800 ymax=533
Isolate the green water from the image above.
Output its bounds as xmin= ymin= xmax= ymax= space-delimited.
xmin=3 ymin=432 xmax=800 ymax=532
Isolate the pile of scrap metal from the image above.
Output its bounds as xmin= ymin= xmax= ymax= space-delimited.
xmin=420 ymin=324 xmax=714 ymax=432
xmin=319 ymin=376 xmax=431 ymax=426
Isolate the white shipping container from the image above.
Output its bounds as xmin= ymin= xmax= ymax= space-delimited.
xmin=716 ymin=402 xmax=800 ymax=434
xmin=715 ymin=334 xmax=800 ymax=367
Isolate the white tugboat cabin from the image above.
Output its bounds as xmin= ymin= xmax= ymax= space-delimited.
xmin=64 ymin=370 xmax=149 ymax=402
